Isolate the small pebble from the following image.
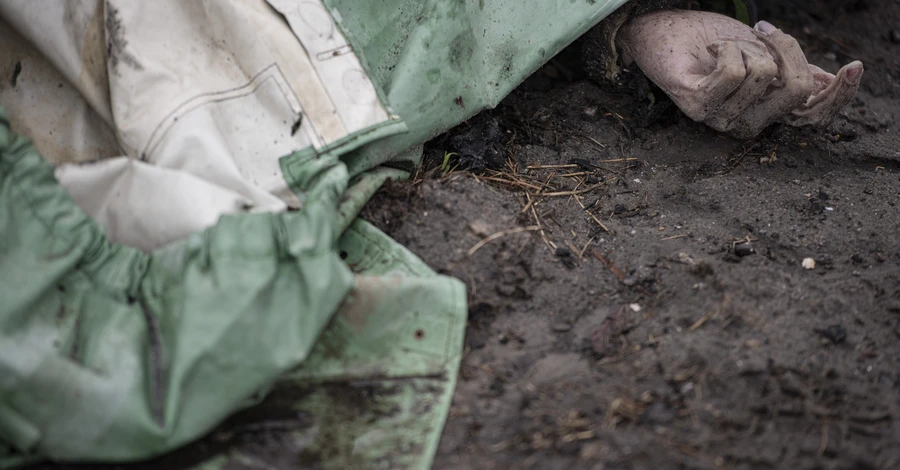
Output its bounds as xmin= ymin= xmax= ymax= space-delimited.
xmin=802 ymin=258 xmax=816 ymax=270
xmin=468 ymin=220 xmax=491 ymax=237
xmin=815 ymin=324 xmax=847 ymax=344
xmin=734 ymin=243 xmax=755 ymax=257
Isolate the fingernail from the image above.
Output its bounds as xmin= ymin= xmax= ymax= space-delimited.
xmin=845 ymin=64 xmax=863 ymax=81
xmin=754 ymin=21 xmax=778 ymax=34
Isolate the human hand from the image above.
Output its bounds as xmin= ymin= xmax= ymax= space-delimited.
xmin=618 ymin=10 xmax=864 ymax=138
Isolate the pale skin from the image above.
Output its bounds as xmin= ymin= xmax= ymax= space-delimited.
xmin=618 ymin=9 xmax=864 ymax=139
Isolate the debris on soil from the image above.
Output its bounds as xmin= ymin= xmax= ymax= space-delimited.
xmin=733 ymin=242 xmax=755 ymax=257
xmin=363 ymin=3 xmax=900 ymax=468
xmin=448 ymin=115 xmax=507 ymax=171
xmin=815 ymin=324 xmax=848 ymax=345
xmin=555 ymin=247 xmax=577 ymax=269
xmin=802 ymin=257 xmax=817 ymax=270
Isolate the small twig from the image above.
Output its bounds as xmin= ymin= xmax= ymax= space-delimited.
xmin=585 ymin=209 xmax=611 ymax=233
xmin=566 ymin=240 xmax=582 ymax=260
xmin=571 ymin=177 xmax=587 ymax=192
xmin=466 ymin=226 xmax=541 ymax=257
xmin=596 ymin=158 xmax=637 ymax=163
xmin=592 ymin=250 xmax=624 ymax=281
xmin=520 ymin=195 xmax=537 ymax=214
xmin=526 ymin=163 xmax=579 ymax=169
xmin=578 ymin=237 xmax=595 ymax=260
xmin=543 ymin=171 xmax=556 ymax=188
xmin=689 ymin=311 xmax=716 ymax=331
xmin=575 ymin=196 xmax=611 ymax=233
xmin=527 ymin=193 xmax=556 ymax=250
xmin=538 ymin=182 xmax=605 ymax=197
xmin=582 ymin=135 xmax=607 ymax=148
xmin=485 ymin=168 xmax=533 ymax=178
xmin=661 ymin=234 xmax=688 ymax=241
xmin=515 ymin=236 xmax=531 ymax=256
xmin=477 ymin=176 xmax=544 ymax=191
xmin=720 ymin=142 xmax=761 ymax=174
xmin=527 ymin=159 xmax=635 ymax=171
xmin=560 ymin=430 xmax=596 ymax=443
xmin=545 ymin=211 xmax=566 ymax=230
xmin=612 ymin=112 xmax=633 ymax=140
xmin=506 ymin=154 xmax=519 ymax=173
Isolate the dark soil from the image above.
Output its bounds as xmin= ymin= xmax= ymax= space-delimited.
xmin=362 ymin=1 xmax=900 ymax=469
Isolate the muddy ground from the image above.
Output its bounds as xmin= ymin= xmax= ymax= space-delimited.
xmin=362 ymin=1 xmax=900 ymax=469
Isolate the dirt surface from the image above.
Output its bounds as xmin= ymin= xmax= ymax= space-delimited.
xmin=362 ymin=2 xmax=900 ymax=468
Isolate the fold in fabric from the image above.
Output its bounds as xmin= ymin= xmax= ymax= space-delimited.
xmin=0 ymin=114 xmax=355 ymax=460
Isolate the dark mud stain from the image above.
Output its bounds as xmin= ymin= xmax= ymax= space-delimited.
xmin=447 ymin=114 xmax=506 ymax=170
xmin=10 ymin=61 xmax=21 ymax=88
xmin=28 ymin=377 xmax=446 ymax=470
xmin=105 ymin=7 xmax=144 ymax=74
xmin=448 ymin=29 xmax=475 ymax=71
xmin=290 ymin=114 xmax=304 ymax=136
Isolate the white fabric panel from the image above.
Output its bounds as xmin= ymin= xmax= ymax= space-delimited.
xmin=55 ymin=159 xmax=253 ymax=252
xmin=0 ymin=0 xmax=392 ymax=250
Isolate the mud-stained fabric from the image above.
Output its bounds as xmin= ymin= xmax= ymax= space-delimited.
xmin=0 ymin=112 xmax=354 ymax=460
xmin=0 ymin=0 xmax=405 ymax=250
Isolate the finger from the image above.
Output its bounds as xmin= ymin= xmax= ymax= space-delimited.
xmin=730 ymin=28 xmax=814 ymax=137
xmin=705 ymin=46 xmax=778 ymax=132
xmin=676 ymin=40 xmax=746 ymax=122
xmin=781 ymin=61 xmax=864 ymax=127
xmin=754 ymin=20 xmax=777 ymax=34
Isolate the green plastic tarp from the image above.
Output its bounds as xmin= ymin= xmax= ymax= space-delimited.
xmin=0 ymin=0 xmax=628 ymax=468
